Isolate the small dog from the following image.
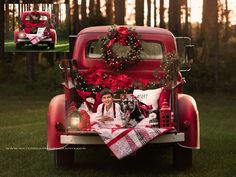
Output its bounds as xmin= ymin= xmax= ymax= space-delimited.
xmin=120 ymin=95 xmax=160 ymax=128
xmin=120 ymin=95 xmax=146 ymax=127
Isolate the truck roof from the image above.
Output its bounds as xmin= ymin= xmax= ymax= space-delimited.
xmin=78 ymin=25 xmax=174 ymax=37
xmin=21 ymin=11 xmax=51 ymax=18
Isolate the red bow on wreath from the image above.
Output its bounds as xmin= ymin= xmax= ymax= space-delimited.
xmin=117 ymin=27 xmax=129 ymax=46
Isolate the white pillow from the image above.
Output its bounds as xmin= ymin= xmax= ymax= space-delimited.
xmin=133 ymin=88 xmax=162 ymax=110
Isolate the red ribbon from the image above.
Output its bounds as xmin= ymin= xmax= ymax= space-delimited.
xmin=117 ymin=27 xmax=129 ymax=46
xmin=117 ymin=27 xmax=129 ymax=35
xmin=106 ymin=39 xmax=115 ymax=49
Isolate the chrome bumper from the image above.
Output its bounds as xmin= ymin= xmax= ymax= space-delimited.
xmin=60 ymin=132 xmax=185 ymax=145
xmin=17 ymin=38 xmax=52 ymax=42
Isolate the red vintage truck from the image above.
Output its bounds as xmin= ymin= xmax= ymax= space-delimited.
xmin=14 ymin=11 xmax=57 ymax=50
xmin=47 ymin=26 xmax=200 ymax=169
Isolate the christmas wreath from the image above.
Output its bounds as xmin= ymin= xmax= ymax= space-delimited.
xmin=101 ymin=26 xmax=142 ymax=71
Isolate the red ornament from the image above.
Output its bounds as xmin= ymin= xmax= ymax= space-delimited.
xmin=117 ymin=27 xmax=129 ymax=35
xmin=78 ymin=110 xmax=91 ymax=131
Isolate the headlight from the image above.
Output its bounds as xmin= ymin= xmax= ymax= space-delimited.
xmin=18 ymin=31 xmax=26 ymax=38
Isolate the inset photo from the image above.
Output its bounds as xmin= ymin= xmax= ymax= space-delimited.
xmin=4 ymin=3 xmax=69 ymax=52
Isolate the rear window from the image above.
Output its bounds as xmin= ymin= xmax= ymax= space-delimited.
xmin=87 ymin=40 xmax=163 ymax=60
xmin=25 ymin=14 xmax=48 ymax=21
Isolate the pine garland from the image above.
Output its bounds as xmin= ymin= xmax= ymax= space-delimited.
xmin=154 ymin=52 xmax=180 ymax=88
xmin=70 ymin=52 xmax=179 ymax=93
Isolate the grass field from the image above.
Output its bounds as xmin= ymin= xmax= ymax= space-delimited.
xmin=4 ymin=39 xmax=69 ymax=53
xmin=0 ymin=93 xmax=235 ymax=177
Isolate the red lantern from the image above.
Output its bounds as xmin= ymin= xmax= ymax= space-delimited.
xmin=159 ymin=99 xmax=172 ymax=127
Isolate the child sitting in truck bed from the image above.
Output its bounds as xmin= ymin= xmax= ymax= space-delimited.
xmin=95 ymin=88 xmax=123 ymax=128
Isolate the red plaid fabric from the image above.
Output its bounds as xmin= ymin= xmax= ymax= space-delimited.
xmin=94 ymin=126 xmax=172 ymax=159
xmin=26 ymin=27 xmax=46 ymax=45
xmin=26 ymin=34 xmax=46 ymax=44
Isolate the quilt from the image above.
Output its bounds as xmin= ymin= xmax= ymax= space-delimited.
xmin=26 ymin=27 xmax=46 ymax=44
xmin=90 ymin=120 xmax=172 ymax=159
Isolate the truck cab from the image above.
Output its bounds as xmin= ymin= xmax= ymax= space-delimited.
xmin=47 ymin=26 xmax=199 ymax=169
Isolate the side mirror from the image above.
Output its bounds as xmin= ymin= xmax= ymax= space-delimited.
xmin=72 ymin=60 xmax=78 ymax=70
xmin=176 ymin=37 xmax=194 ymax=72
xmin=16 ymin=16 xmax=23 ymax=30
xmin=69 ymin=35 xmax=77 ymax=58
xmin=186 ymin=44 xmax=194 ymax=64
xmin=52 ymin=14 xmax=56 ymax=26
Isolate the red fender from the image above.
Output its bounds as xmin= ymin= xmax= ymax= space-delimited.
xmin=178 ymin=94 xmax=200 ymax=149
xmin=49 ymin=29 xmax=57 ymax=44
xmin=47 ymin=94 xmax=66 ymax=149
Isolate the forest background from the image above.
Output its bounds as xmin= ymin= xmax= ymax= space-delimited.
xmin=0 ymin=1 xmax=235 ymax=177
xmin=0 ymin=0 xmax=236 ymax=94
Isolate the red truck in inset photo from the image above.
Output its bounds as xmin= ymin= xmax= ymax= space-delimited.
xmin=14 ymin=11 xmax=57 ymax=50
xmin=47 ymin=25 xmax=200 ymax=169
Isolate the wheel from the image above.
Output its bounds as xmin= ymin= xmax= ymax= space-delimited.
xmin=54 ymin=149 xmax=75 ymax=168
xmin=173 ymin=143 xmax=192 ymax=169
xmin=49 ymin=43 xmax=55 ymax=50
xmin=16 ymin=43 xmax=21 ymax=50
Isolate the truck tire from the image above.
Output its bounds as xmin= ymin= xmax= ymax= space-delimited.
xmin=16 ymin=43 xmax=21 ymax=50
xmin=49 ymin=43 xmax=55 ymax=50
xmin=54 ymin=149 xmax=75 ymax=168
xmin=173 ymin=143 xmax=192 ymax=169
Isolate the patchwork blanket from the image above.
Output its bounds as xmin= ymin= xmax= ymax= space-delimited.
xmin=90 ymin=120 xmax=172 ymax=159
xmin=26 ymin=27 xmax=46 ymax=45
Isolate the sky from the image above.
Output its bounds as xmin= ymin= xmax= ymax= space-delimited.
xmin=190 ymin=0 xmax=236 ymax=24
xmin=125 ymin=0 xmax=236 ymax=25
xmin=8 ymin=0 xmax=236 ymax=25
